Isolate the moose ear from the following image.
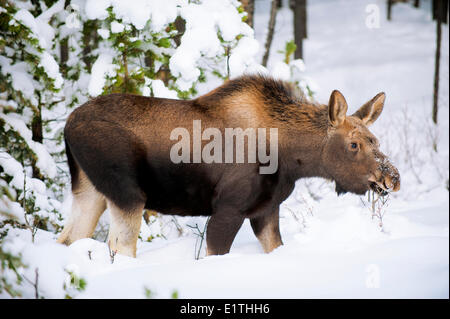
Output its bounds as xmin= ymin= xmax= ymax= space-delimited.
xmin=352 ymin=92 xmax=385 ymax=126
xmin=328 ymin=90 xmax=348 ymax=127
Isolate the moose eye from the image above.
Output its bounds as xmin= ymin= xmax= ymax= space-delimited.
xmin=351 ymin=143 xmax=358 ymax=149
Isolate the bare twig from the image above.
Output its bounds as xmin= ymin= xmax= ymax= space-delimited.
xmin=283 ymin=205 xmax=306 ymax=230
xmin=361 ymin=190 xmax=390 ymax=232
xmin=399 ymin=107 xmax=423 ymax=184
xmin=23 ymin=268 xmax=40 ymax=299
xmin=108 ymin=238 xmax=118 ymax=264
xmin=187 ymin=217 xmax=210 ymax=260
xmin=21 ymin=161 xmax=37 ymax=243
xmin=225 ymin=46 xmax=231 ymax=80
xmin=171 ymin=217 xmax=184 ymax=236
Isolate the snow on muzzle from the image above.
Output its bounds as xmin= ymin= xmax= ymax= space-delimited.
xmin=368 ymin=156 xmax=400 ymax=196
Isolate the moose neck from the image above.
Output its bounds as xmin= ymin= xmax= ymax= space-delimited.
xmin=277 ymin=103 xmax=331 ymax=181
xmin=281 ymin=130 xmax=328 ymax=181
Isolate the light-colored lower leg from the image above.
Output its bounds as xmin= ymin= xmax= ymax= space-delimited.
xmin=57 ymin=170 xmax=106 ymax=245
xmin=107 ymin=200 xmax=143 ymax=258
xmin=250 ymin=212 xmax=283 ymax=253
xmin=256 ymin=224 xmax=283 ymax=253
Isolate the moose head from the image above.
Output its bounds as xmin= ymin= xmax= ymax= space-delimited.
xmin=322 ymin=90 xmax=400 ymax=196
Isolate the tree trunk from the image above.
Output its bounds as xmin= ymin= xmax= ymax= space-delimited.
xmin=432 ymin=19 xmax=441 ymax=124
xmin=262 ymin=0 xmax=278 ymax=67
xmin=82 ymin=20 xmax=99 ymax=72
xmin=60 ymin=37 xmax=69 ymax=76
xmin=241 ymin=0 xmax=254 ymax=28
xmin=122 ymin=52 xmax=129 ymax=93
xmin=432 ymin=13 xmax=442 ymax=124
xmin=414 ymin=0 xmax=420 ymax=8
xmin=31 ymin=104 xmax=43 ymax=178
xmin=31 ymin=110 xmax=43 ymax=144
xmin=292 ymin=0 xmax=307 ymax=60
xmin=387 ymin=0 xmax=393 ymax=21
xmin=432 ymin=0 xmax=448 ymax=124
xmin=59 ymin=0 xmax=70 ymax=76
xmin=432 ymin=0 xmax=448 ymax=23
xmin=173 ymin=16 xmax=186 ymax=47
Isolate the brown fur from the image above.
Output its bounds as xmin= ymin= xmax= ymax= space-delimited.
xmin=58 ymin=74 xmax=400 ymax=257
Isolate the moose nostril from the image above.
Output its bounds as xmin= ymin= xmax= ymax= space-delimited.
xmin=388 ymin=175 xmax=400 ymax=192
xmin=383 ymin=177 xmax=393 ymax=190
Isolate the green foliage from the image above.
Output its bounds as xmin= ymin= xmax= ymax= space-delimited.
xmin=95 ymin=6 xmax=182 ymax=96
xmin=0 ymin=0 xmax=66 ymax=237
xmin=276 ymin=40 xmax=314 ymax=100
xmin=0 ymin=245 xmax=25 ymax=298
xmin=144 ymin=287 xmax=154 ymax=299
xmin=284 ymin=40 xmax=297 ymax=64
xmin=63 ymin=267 xmax=87 ymax=299
xmin=305 ymin=84 xmax=315 ymax=99
xmin=278 ymin=40 xmax=297 ymax=64
xmin=0 ymin=119 xmax=38 ymax=174
xmin=143 ymin=287 xmax=179 ymax=299
xmin=0 ymin=200 xmax=26 ymax=298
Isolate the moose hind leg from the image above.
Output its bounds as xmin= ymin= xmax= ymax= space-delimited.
xmin=250 ymin=209 xmax=283 ymax=253
xmin=107 ymin=200 xmax=144 ymax=258
xmin=57 ymin=169 xmax=106 ymax=245
xmin=206 ymin=207 xmax=245 ymax=256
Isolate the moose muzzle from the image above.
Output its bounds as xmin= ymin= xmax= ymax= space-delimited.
xmin=368 ymin=156 xmax=400 ymax=196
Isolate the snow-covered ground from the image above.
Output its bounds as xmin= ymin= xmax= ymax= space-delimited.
xmin=2 ymin=0 xmax=448 ymax=298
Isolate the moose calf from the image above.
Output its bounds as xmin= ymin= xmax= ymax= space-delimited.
xmin=57 ymin=75 xmax=400 ymax=257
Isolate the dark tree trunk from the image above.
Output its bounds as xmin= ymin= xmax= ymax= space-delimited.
xmin=292 ymin=0 xmax=307 ymax=60
xmin=432 ymin=0 xmax=448 ymax=23
xmin=262 ymin=0 xmax=279 ymax=67
xmin=241 ymin=0 xmax=255 ymax=28
xmin=31 ymin=104 xmax=43 ymax=178
xmin=59 ymin=0 xmax=71 ymax=76
xmin=432 ymin=18 xmax=441 ymax=124
xmin=387 ymin=0 xmax=393 ymax=21
xmin=414 ymin=0 xmax=420 ymax=8
xmin=173 ymin=16 xmax=186 ymax=47
xmin=60 ymin=37 xmax=69 ymax=76
xmin=82 ymin=20 xmax=99 ymax=73
xmin=31 ymin=110 xmax=43 ymax=144
xmin=432 ymin=0 xmax=448 ymax=124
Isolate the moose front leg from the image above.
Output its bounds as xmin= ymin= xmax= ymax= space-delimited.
xmin=206 ymin=206 xmax=245 ymax=256
xmin=250 ymin=208 xmax=283 ymax=253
